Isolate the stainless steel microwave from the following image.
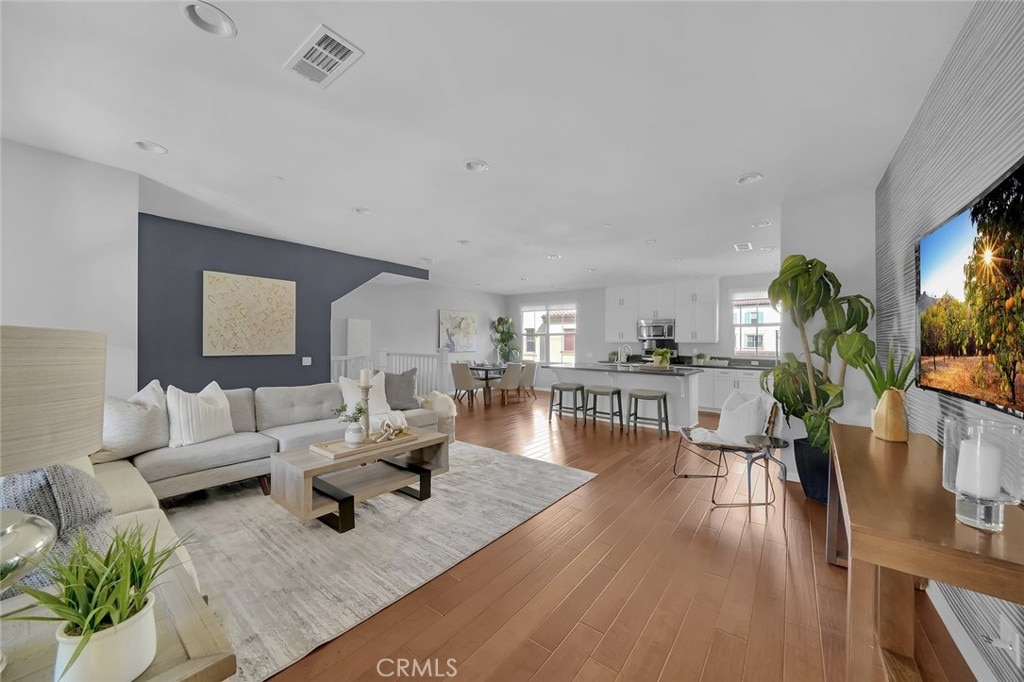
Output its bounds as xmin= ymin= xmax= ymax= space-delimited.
xmin=637 ymin=319 xmax=675 ymax=340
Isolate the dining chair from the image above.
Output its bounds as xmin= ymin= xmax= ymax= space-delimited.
xmin=674 ymin=390 xmax=785 ymax=513
xmin=493 ymin=363 xmax=524 ymax=405
xmin=450 ymin=362 xmax=485 ymax=406
xmin=518 ymin=361 xmax=538 ymax=399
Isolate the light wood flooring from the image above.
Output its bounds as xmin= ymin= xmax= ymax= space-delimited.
xmin=272 ymin=392 xmax=973 ymax=682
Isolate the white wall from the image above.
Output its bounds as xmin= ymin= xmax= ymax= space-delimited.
xmin=331 ymin=280 xmax=508 ymax=364
xmin=1 ymin=140 xmax=140 ymax=397
xmin=775 ymin=186 xmax=878 ymax=475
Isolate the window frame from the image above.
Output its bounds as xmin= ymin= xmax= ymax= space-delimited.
xmin=520 ymin=305 xmax=577 ymax=364
xmin=732 ymin=296 xmax=780 ymax=358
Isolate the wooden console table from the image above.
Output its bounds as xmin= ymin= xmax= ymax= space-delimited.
xmin=826 ymin=424 xmax=1024 ymax=681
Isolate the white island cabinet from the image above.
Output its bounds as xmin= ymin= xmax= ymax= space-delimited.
xmin=543 ymin=363 xmax=701 ymax=430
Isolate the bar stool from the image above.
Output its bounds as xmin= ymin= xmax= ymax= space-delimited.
xmin=549 ymin=382 xmax=585 ymax=424
xmin=583 ymin=385 xmax=624 ymax=432
xmin=627 ymin=389 xmax=670 ymax=438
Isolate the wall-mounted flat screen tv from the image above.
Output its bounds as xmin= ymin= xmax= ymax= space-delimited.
xmin=918 ymin=159 xmax=1024 ymax=419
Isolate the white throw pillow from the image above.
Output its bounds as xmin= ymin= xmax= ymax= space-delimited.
xmin=166 ymin=382 xmax=235 ymax=448
xmin=714 ymin=391 xmax=766 ymax=446
xmin=93 ymin=379 xmax=169 ymax=462
xmin=338 ymin=372 xmax=390 ymax=416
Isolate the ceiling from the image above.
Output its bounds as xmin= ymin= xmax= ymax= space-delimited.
xmin=1 ymin=1 xmax=973 ymax=295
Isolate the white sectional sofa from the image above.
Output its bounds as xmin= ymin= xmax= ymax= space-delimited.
xmin=102 ymin=381 xmax=440 ymax=500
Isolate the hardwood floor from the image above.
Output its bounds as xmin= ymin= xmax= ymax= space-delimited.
xmin=271 ymin=392 xmax=973 ymax=682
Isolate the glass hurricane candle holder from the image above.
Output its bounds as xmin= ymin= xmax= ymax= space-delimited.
xmin=942 ymin=417 xmax=1023 ymax=532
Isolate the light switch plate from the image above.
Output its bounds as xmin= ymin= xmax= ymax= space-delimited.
xmin=302 ymin=357 xmax=312 ymax=366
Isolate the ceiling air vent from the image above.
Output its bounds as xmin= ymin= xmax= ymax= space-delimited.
xmin=733 ymin=242 xmax=753 ymax=252
xmin=284 ymin=24 xmax=364 ymax=88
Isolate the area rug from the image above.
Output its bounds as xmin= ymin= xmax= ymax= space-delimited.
xmin=162 ymin=441 xmax=595 ymax=681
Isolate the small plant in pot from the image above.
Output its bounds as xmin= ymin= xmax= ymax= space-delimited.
xmin=4 ymin=525 xmax=186 ymax=681
xmin=862 ymin=346 xmax=918 ymax=443
xmin=651 ymin=348 xmax=672 ymax=367
xmin=760 ymin=255 xmax=876 ymax=504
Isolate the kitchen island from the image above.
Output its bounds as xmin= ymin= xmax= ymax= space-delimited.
xmin=542 ymin=362 xmax=703 ymax=430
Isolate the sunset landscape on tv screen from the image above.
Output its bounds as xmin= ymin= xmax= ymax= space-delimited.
xmin=918 ymin=163 xmax=1024 ymax=416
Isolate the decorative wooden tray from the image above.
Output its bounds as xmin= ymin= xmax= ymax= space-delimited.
xmin=310 ymin=431 xmax=419 ymax=459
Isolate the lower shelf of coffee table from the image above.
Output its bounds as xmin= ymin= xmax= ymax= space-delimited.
xmin=317 ymin=462 xmax=420 ymax=504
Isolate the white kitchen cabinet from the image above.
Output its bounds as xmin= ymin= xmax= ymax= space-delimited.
xmin=705 ymin=368 xmax=767 ymax=410
xmin=673 ymin=278 xmax=719 ymax=343
xmin=674 ymin=278 xmax=719 ymax=305
xmin=637 ymin=284 xmax=676 ymax=320
xmin=605 ymin=286 xmax=639 ymax=343
xmin=697 ymin=369 xmax=715 ymax=409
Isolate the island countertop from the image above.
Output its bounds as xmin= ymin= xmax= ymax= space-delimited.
xmin=541 ymin=362 xmax=704 ymax=377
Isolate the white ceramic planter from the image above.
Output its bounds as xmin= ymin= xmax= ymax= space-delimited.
xmin=54 ymin=596 xmax=156 ymax=682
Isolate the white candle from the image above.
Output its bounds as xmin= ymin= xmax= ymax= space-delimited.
xmin=955 ymin=432 xmax=1003 ymax=499
xmin=360 ymin=368 xmax=372 ymax=387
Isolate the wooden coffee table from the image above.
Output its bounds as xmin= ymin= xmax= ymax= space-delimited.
xmin=270 ymin=427 xmax=449 ymax=533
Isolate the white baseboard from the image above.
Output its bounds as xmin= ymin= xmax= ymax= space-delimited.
xmin=925 ymin=582 xmax=997 ymax=681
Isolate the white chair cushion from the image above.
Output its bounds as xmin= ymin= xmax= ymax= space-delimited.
xmin=714 ymin=390 xmax=767 ymax=446
xmin=339 ymin=371 xmax=390 ymax=416
xmin=167 ymin=382 xmax=234 ymax=448
xmin=94 ymin=379 xmax=169 ymax=462
xmin=93 ymin=460 xmax=160 ymax=515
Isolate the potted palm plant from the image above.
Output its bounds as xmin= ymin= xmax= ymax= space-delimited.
xmin=4 ymin=525 xmax=185 ymax=681
xmin=760 ymin=254 xmax=876 ymax=503
xmin=490 ymin=316 xmax=518 ymax=363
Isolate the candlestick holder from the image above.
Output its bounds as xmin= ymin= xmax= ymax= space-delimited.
xmin=359 ymin=385 xmax=371 ymax=438
xmin=942 ymin=417 xmax=1023 ymax=532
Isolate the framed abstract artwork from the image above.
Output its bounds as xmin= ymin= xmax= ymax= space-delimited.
xmin=439 ymin=310 xmax=477 ymax=352
xmin=202 ymin=271 xmax=296 ymax=356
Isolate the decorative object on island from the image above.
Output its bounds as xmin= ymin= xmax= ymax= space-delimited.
xmin=693 ymin=352 xmax=707 ymax=366
xmin=439 ymin=310 xmax=478 ymax=352
xmin=651 ymin=348 xmax=672 ymax=367
xmin=0 ymin=325 xmax=107 ymax=674
xmin=861 ymin=346 xmax=917 ymax=442
xmin=942 ymin=417 xmax=1023 ymax=532
xmin=2 ymin=525 xmax=186 ymax=681
xmin=489 ymin=316 xmax=518 ymax=363
xmin=202 ymin=271 xmax=295 ymax=356
xmin=760 ymin=255 xmax=876 ymax=504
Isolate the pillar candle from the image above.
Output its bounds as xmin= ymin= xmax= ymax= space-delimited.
xmin=955 ymin=431 xmax=1003 ymax=499
xmin=360 ymin=368 xmax=372 ymax=387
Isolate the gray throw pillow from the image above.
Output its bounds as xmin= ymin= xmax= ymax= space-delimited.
xmin=385 ymin=369 xmax=419 ymax=410
xmin=0 ymin=464 xmax=115 ymax=599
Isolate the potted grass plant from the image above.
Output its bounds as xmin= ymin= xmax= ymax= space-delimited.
xmin=760 ymin=254 xmax=876 ymax=503
xmin=862 ymin=346 xmax=918 ymax=442
xmin=4 ymin=525 xmax=186 ymax=681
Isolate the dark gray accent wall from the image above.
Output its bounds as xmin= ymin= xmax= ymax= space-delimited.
xmin=138 ymin=213 xmax=427 ymax=392
xmin=876 ymin=3 xmax=1024 ymax=679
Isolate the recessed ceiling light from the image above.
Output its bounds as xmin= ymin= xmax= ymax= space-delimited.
xmin=183 ymin=1 xmax=237 ymax=38
xmin=351 ymin=207 xmax=370 ymax=215
xmin=520 ymin=277 xmax=529 ymax=281
xmin=547 ymin=254 xmax=562 ymax=260
xmin=760 ymin=246 xmax=777 ymax=252
xmin=419 ymin=257 xmax=434 ymax=265
xmin=670 ymin=257 xmax=682 ymax=263
xmin=271 ymin=175 xmax=284 ymax=181
xmin=456 ymin=239 xmax=471 ymax=246
xmin=134 ymin=140 xmax=168 ymax=154
xmin=585 ymin=268 xmax=597 ymax=272
xmin=465 ymin=160 xmax=489 ymax=172
xmin=733 ymin=242 xmax=754 ymax=252
xmin=736 ymin=172 xmax=764 ymax=185
xmin=751 ymin=220 xmax=772 ymax=228
xmin=645 ymin=239 xmax=657 ymax=245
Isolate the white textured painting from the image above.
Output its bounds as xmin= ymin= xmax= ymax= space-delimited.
xmin=203 ymin=271 xmax=296 ymax=356
xmin=439 ymin=310 xmax=477 ymax=353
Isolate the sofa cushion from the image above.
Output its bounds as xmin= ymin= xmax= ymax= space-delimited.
xmin=113 ymin=508 xmax=199 ymax=593
xmin=167 ymin=382 xmax=234 ymax=448
xmin=93 ymin=460 xmax=160 ymax=515
xmin=255 ymin=383 xmax=342 ymax=430
xmin=224 ymin=387 xmax=256 ymax=433
xmin=339 ymin=372 xmax=389 ymax=415
xmin=385 ymin=369 xmax=419 ymax=410
xmin=132 ymin=432 xmax=278 ymax=483
xmin=259 ymin=418 xmax=347 ymax=452
xmin=403 ymin=408 xmax=439 ymax=429
xmin=94 ymin=379 xmax=169 ymax=462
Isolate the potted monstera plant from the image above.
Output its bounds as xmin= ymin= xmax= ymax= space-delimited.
xmin=760 ymin=255 xmax=876 ymax=503
xmin=490 ymin=316 xmax=518 ymax=363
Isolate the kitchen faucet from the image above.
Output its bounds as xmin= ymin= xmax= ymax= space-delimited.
xmin=617 ymin=344 xmax=633 ymax=366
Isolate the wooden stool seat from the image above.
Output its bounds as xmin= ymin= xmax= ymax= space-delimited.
xmin=627 ymin=390 xmax=670 ymax=438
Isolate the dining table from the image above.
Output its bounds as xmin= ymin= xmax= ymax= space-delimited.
xmin=469 ymin=364 xmax=506 ymax=406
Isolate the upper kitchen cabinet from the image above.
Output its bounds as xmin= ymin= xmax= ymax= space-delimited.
xmin=674 ymin=277 xmax=719 ymax=343
xmin=605 ymin=285 xmax=639 ymax=342
xmin=637 ymin=284 xmax=676 ymax=320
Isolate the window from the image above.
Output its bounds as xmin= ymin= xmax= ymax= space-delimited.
xmin=732 ymin=296 xmax=780 ymax=358
xmin=520 ymin=305 xmax=577 ymax=364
